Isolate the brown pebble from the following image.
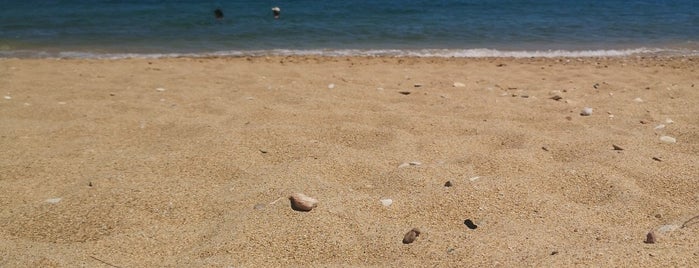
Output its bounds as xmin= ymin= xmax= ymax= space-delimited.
xmin=542 ymin=146 xmax=549 ymax=151
xmin=402 ymin=228 xmax=421 ymax=244
xmin=652 ymin=157 xmax=662 ymax=162
xmin=644 ymin=231 xmax=656 ymax=244
xmin=444 ymin=181 xmax=453 ymax=187
xmin=289 ymin=193 xmax=318 ymax=212
xmin=612 ymin=144 xmax=624 ymax=151
xmin=550 ymin=95 xmax=563 ymax=101
xmin=398 ymin=91 xmax=411 ymax=95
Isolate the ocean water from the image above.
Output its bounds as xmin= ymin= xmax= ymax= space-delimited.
xmin=0 ymin=0 xmax=697 ymax=58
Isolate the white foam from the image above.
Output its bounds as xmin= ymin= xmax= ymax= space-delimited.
xmin=2 ymin=47 xmax=698 ymax=59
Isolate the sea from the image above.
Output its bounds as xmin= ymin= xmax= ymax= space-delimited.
xmin=1 ymin=0 xmax=697 ymax=58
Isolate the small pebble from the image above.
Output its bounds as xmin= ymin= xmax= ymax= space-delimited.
xmin=156 ymin=87 xmax=166 ymax=92
xmin=612 ymin=144 xmax=624 ymax=151
xmin=665 ymin=118 xmax=674 ymax=124
xmin=654 ymin=124 xmax=666 ymax=130
xmin=380 ymin=198 xmax=393 ymax=207
xmin=464 ymin=219 xmax=478 ymax=229
xmin=45 ymin=198 xmax=62 ymax=204
xmin=659 ymin=136 xmax=676 ymax=144
xmin=469 ymin=176 xmax=480 ymax=182
xmin=3 ymin=96 xmax=11 ymax=100
xmin=328 ymin=83 xmax=335 ymax=89
xmin=289 ymin=193 xmax=318 ymax=212
xmin=453 ymin=82 xmax=466 ymax=88
xmin=580 ymin=107 xmax=593 ymax=116
xmin=644 ymin=232 xmax=656 ymax=244
xmin=444 ymin=181 xmax=453 ymax=187
xmin=414 ymin=84 xmax=422 ymax=87
xmin=634 ymin=97 xmax=644 ymax=102
xmin=398 ymin=91 xmax=411 ymax=95
xmin=402 ymin=228 xmax=421 ymax=244
xmin=652 ymin=157 xmax=662 ymax=162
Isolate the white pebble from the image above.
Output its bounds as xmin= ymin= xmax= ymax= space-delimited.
xmin=469 ymin=176 xmax=480 ymax=182
xmin=328 ymin=83 xmax=335 ymax=89
xmin=453 ymin=82 xmax=466 ymax=88
xmin=380 ymin=198 xmax=393 ymax=207
xmin=156 ymin=87 xmax=166 ymax=92
xmin=45 ymin=198 xmax=62 ymax=204
xmin=654 ymin=124 xmax=666 ymax=130
xmin=634 ymin=97 xmax=644 ymax=102
xmin=659 ymin=136 xmax=676 ymax=143
xmin=3 ymin=96 xmax=11 ymax=100
xmin=409 ymin=161 xmax=422 ymax=166
xmin=665 ymin=118 xmax=674 ymax=124
xmin=580 ymin=107 xmax=593 ymax=116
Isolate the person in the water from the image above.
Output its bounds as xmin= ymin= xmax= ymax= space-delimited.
xmin=214 ymin=8 xmax=224 ymax=20
xmin=272 ymin=7 xmax=280 ymax=19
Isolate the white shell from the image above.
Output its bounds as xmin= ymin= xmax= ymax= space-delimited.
xmin=289 ymin=193 xmax=318 ymax=211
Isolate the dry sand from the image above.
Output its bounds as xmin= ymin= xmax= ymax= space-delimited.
xmin=0 ymin=56 xmax=697 ymax=267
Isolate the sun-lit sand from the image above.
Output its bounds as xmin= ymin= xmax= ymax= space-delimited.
xmin=1 ymin=56 xmax=697 ymax=267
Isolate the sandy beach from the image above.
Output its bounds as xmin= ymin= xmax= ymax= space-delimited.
xmin=0 ymin=56 xmax=697 ymax=267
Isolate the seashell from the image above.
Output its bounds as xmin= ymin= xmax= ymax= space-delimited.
xmin=289 ymin=193 xmax=318 ymax=212
xmin=402 ymin=228 xmax=421 ymax=244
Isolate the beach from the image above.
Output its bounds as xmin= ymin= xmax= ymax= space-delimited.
xmin=0 ymin=56 xmax=697 ymax=267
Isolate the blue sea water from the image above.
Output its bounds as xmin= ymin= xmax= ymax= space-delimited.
xmin=0 ymin=0 xmax=697 ymax=58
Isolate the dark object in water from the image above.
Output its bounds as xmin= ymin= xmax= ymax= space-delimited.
xmin=214 ymin=8 xmax=224 ymax=20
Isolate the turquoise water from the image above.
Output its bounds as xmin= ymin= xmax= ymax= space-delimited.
xmin=1 ymin=0 xmax=697 ymax=58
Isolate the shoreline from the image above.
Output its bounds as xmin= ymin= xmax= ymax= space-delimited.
xmin=2 ymin=46 xmax=699 ymax=59
xmin=1 ymin=56 xmax=697 ymax=266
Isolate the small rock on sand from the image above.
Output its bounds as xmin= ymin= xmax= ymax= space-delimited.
xmin=580 ymin=107 xmax=593 ymax=116
xmin=3 ymin=96 xmax=11 ymax=100
xmin=328 ymin=83 xmax=335 ymax=89
xmin=402 ymin=228 xmax=421 ymax=244
xmin=453 ymin=82 xmax=466 ymax=88
xmin=659 ymin=136 xmax=676 ymax=144
xmin=45 ymin=198 xmax=62 ymax=204
xmin=156 ymin=87 xmax=166 ymax=92
xmin=380 ymin=198 xmax=393 ymax=207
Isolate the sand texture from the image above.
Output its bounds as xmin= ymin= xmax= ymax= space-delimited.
xmin=1 ymin=56 xmax=698 ymax=267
